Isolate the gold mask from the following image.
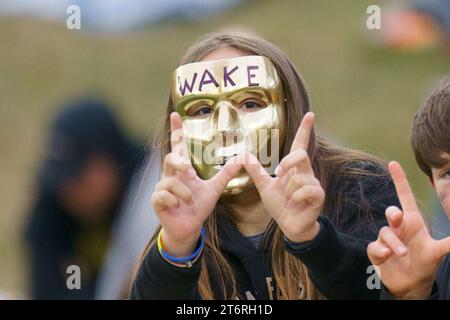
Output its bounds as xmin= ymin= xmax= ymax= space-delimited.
xmin=171 ymin=55 xmax=286 ymax=195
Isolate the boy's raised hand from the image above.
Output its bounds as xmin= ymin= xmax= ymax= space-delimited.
xmin=241 ymin=112 xmax=324 ymax=243
xmin=367 ymin=161 xmax=450 ymax=299
xmin=151 ymin=112 xmax=242 ymax=258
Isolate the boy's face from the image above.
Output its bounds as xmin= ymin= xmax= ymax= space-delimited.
xmin=430 ymin=153 xmax=450 ymax=218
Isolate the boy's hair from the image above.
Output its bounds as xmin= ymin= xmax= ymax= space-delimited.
xmin=411 ymin=77 xmax=450 ymax=178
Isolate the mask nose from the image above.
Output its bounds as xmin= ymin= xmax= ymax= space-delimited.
xmin=215 ymin=101 xmax=240 ymax=132
xmin=213 ymin=102 xmax=243 ymax=158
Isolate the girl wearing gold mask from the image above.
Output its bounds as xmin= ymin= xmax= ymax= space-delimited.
xmin=131 ymin=32 xmax=399 ymax=300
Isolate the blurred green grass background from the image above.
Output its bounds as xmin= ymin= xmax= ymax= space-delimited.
xmin=0 ymin=0 xmax=449 ymax=296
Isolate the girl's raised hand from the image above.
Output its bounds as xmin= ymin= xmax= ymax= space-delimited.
xmin=151 ymin=112 xmax=242 ymax=258
xmin=242 ymin=112 xmax=324 ymax=243
xmin=367 ymin=161 xmax=450 ymax=299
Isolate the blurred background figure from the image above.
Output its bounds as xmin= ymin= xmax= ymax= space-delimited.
xmin=23 ymin=97 xmax=146 ymax=299
xmin=373 ymin=0 xmax=450 ymax=52
xmin=94 ymin=152 xmax=160 ymax=300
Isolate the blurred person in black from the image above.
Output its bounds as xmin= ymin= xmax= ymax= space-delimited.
xmin=24 ymin=96 xmax=144 ymax=299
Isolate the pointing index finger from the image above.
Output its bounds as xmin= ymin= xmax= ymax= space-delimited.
xmin=388 ymin=161 xmax=419 ymax=212
xmin=170 ymin=112 xmax=189 ymax=159
xmin=290 ymin=112 xmax=314 ymax=153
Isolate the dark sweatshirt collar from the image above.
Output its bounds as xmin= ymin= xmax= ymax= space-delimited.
xmin=216 ymin=213 xmax=265 ymax=258
xmin=215 ymin=213 xmax=274 ymax=299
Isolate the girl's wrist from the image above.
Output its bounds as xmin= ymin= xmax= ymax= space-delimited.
xmin=160 ymin=228 xmax=203 ymax=258
xmin=285 ymin=220 xmax=321 ymax=244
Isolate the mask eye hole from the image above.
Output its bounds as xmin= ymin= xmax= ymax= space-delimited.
xmin=185 ymin=100 xmax=214 ymax=117
xmin=238 ymin=99 xmax=266 ymax=113
xmin=190 ymin=106 xmax=213 ymax=117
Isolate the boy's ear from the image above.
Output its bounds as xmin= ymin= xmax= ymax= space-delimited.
xmin=428 ymin=176 xmax=435 ymax=189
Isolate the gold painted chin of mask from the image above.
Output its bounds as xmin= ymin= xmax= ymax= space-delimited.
xmin=171 ymin=55 xmax=286 ymax=196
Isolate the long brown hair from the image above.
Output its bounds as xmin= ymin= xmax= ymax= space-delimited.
xmin=136 ymin=32 xmax=389 ymax=300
